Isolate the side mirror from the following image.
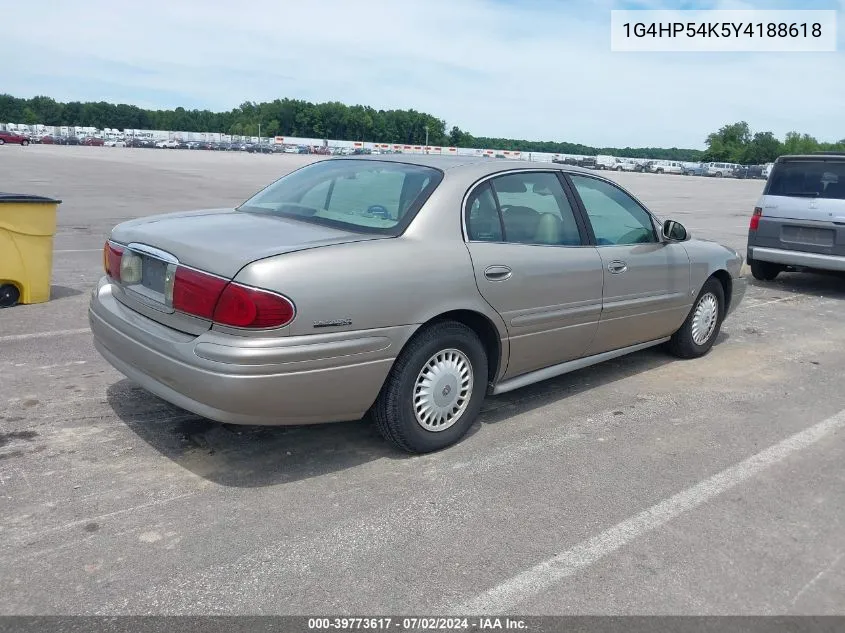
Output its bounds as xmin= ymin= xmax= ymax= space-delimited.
xmin=662 ymin=219 xmax=688 ymax=242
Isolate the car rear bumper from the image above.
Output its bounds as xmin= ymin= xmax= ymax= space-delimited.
xmin=89 ymin=277 xmax=405 ymax=425
xmin=749 ymin=247 xmax=845 ymax=272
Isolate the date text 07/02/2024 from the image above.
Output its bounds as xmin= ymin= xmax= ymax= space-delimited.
xmin=307 ymin=617 xmax=528 ymax=630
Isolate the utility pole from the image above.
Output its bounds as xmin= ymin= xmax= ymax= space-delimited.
xmin=258 ymin=121 xmax=261 ymax=144
xmin=424 ymin=125 xmax=429 ymax=154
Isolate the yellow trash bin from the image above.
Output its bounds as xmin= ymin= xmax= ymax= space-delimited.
xmin=0 ymin=193 xmax=62 ymax=307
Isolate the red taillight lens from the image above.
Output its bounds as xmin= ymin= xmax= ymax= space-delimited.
xmin=104 ymin=242 xmax=124 ymax=280
xmin=749 ymin=206 xmax=762 ymax=231
xmin=171 ymin=266 xmax=295 ymax=329
xmin=213 ymin=283 xmax=295 ymax=328
xmin=172 ymin=267 xmax=228 ymax=320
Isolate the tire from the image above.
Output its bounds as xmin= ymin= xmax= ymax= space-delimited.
xmin=0 ymin=139 xmax=5 ymax=145
xmin=715 ymin=171 xmax=723 ymax=178
xmin=616 ymin=166 xmax=623 ymax=171
xmin=0 ymin=284 xmax=20 ymax=308
xmin=372 ymin=320 xmax=488 ymax=454
xmin=21 ymin=139 xmax=29 ymax=146
xmin=668 ymin=278 xmax=725 ymax=359
xmin=656 ymin=168 xmax=664 ymax=174
xmin=750 ymin=259 xmax=781 ymax=281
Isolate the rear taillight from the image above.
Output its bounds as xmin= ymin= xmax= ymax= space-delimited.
xmin=172 ymin=267 xmax=228 ymax=321
xmin=749 ymin=207 xmax=762 ymax=231
xmin=171 ymin=266 xmax=295 ymax=329
xmin=213 ymin=283 xmax=295 ymax=328
xmin=104 ymin=242 xmax=124 ymax=280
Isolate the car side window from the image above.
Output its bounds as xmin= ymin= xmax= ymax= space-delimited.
xmin=465 ymin=183 xmax=503 ymax=242
xmin=490 ymin=172 xmax=583 ymax=246
xmin=569 ymin=175 xmax=657 ymax=246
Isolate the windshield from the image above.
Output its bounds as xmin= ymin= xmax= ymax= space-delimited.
xmin=238 ymin=159 xmax=443 ymax=234
xmin=766 ymin=160 xmax=845 ymax=200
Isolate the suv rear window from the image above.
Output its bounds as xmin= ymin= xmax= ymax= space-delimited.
xmin=238 ymin=159 xmax=443 ymax=234
xmin=766 ymin=159 xmax=845 ymax=200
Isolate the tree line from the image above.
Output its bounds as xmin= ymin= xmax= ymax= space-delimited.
xmin=1 ymin=94 xmax=840 ymax=163
xmin=703 ymin=122 xmax=845 ymax=164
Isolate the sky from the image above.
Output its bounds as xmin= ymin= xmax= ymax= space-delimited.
xmin=1 ymin=0 xmax=842 ymax=149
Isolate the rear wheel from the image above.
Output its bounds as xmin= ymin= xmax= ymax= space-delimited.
xmin=668 ymin=278 xmax=725 ymax=359
xmin=0 ymin=139 xmax=5 ymax=145
xmin=750 ymin=259 xmax=782 ymax=281
xmin=372 ymin=321 xmax=488 ymax=454
xmin=21 ymin=139 xmax=29 ymax=146
xmin=715 ymin=171 xmax=723 ymax=177
xmin=0 ymin=284 xmax=20 ymax=308
xmin=656 ymin=168 xmax=664 ymax=174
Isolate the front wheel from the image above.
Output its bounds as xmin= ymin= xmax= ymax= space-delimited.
xmin=668 ymin=278 xmax=725 ymax=359
xmin=372 ymin=321 xmax=488 ymax=454
xmin=750 ymin=259 xmax=782 ymax=281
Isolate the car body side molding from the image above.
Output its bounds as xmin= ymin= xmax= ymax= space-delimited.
xmin=490 ymin=336 xmax=671 ymax=395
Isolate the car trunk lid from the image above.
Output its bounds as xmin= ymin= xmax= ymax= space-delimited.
xmin=108 ymin=208 xmax=386 ymax=334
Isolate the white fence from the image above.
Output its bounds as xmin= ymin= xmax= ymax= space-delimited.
xmin=2 ymin=121 xmax=693 ymax=166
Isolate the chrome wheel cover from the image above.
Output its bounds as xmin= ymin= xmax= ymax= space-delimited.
xmin=413 ymin=349 xmax=473 ymax=432
xmin=691 ymin=292 xmax=719 ymax=345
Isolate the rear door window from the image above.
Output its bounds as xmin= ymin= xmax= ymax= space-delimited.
xmin=766 ymin=160 xmax=845 ymax=200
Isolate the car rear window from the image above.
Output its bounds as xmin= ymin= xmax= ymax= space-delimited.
xmin=238 ymin=159 xmax=442 ymax=234
xmin=766 ymin=160 xmax=845 ymax=200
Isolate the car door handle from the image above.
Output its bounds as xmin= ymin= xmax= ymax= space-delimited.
xmin=484 ymin=265 xmax=512 ymax=281
xmin=607 ymin=260 xmax=628 ymax=274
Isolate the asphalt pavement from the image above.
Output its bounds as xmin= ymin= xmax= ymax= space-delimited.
xmin=1 ymin=145 xmax=843 ymax=615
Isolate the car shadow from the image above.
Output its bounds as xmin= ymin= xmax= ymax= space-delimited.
xmin=749 ymin=270 xmax=845 ymax=301
xmin=107 ymin=337 xmax=717 ymax=488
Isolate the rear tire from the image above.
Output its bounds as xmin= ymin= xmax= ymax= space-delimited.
xmin=656 ymin=168 xmax=664 ymax=174
xmin=372 ymin=321 xmax=488 ymax=454
xmin=668 ymin=278 xmax=725 ymax=359
xmin=21 ymin=139 xmax=29 ymax=146
xmin=750 ymin=259 xmax=781 ymax=281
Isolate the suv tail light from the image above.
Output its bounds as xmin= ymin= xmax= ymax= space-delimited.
xmin=104 ymin=241 xmax=124 ymax=280
xmin=749 ymin=207 xmax=762 ymax=231
xmin=171 ymin=266 xmax=295 ymax=329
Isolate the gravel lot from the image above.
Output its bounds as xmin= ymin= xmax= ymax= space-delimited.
xmin=1 ymin=145 xmax=844 ymax=615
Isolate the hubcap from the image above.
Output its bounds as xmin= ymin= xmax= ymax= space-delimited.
xmin=691 ymin=292 xmax=718 ymax=345
xmin=413 ymin=348 xmax=473 ymax=432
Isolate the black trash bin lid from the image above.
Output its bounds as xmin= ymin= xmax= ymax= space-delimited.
xmin=0 ymin=192 xmax=62 ymax=204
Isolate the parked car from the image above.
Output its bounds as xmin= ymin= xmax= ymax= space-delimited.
xmin=705 ymin=162 xmax=740 ymax=178
xmin=0 ymin=130 xmax=30 ymax=146
xmin=40 ymin=135 xmax=56 ymax=145
xmin=81 ymin=136 xmax=105 ymax=146
xmin=747 ymin=153 xmax=845 ymax=281
xmin=90 ymin=156 xmax=745 ymax=453
xmin=745 ymin=165 xmax=765 ymax=179
xmin=648 ymin=160 xmax=685 ymax=175
xmin=155 ymin=139 xmax=180 ymax=149
xmin=104 ymin=139 xmax=127 ymax=147
xmin=683 ymin=163 xmax=707 ymax=176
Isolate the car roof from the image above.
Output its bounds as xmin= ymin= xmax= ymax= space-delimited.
xmin=776 ymin=153 xmax=845 ymax=162
xmin=326 ymin=153 xmax=595 ymax=177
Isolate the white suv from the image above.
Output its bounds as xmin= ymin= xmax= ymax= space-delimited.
xmin=705 ymin=162 xmax=740 ymax=177
xmin=746 ymin=153 xmax=845 ymax=280
xmin=648 ymin=160 xmax=684 ymax=175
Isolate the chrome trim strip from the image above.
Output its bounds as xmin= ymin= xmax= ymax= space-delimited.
xmin=126 ymin=242 xmax=179 ymax=264
xmin=490 ymin=337 xmax=670 ymax=395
